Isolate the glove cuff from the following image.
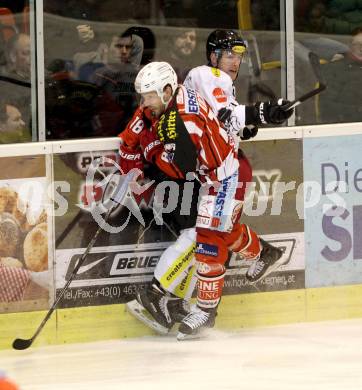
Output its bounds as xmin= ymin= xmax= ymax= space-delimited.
xmin=245 ymin=103 xmax=267 ymax=125
xmin=143 ymin=139 xmax=163 ymax=162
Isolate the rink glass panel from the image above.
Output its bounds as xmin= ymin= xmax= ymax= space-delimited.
xmin=294 ymin=0 xmax=362 ymax=125
xmin=0 ymin=155 xmax=50 ymax=314
xmin=42 ymin=0 xmax=286 ymax=141
xmin=0 ymin=3 xmax=36 ymax=143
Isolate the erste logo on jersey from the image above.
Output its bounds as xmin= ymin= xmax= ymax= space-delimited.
xmin=212 ymin=87 xmax=227 ymax=103
xmin=185 ymin=88 xmax=199 ymax=114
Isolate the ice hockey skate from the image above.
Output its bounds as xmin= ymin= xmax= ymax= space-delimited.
xmin=245 ymin=239 xmax=285 ymax=283
xmin=126 ymin=280 xmax=190 ymax=335
xmin=177 ymin=305 xmax=217 ymax=341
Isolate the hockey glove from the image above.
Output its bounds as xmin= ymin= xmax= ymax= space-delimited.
xmin=240 ymin=124 xmax=258 ymax=140
xmin=218 ymin=107 xmax=258 ymax=140
xmin=217 ymin=107 xmax=232 ymax=124
xmin=119 ymin=143 xmax=144 ymax=174
xmin=246 ymin=99 xmax=294 ymax=125
xmin=139 ymin=128 xmax=163 ymax=163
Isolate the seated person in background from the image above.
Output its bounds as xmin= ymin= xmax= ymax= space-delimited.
xmin=45 ymin=59 xmax=122 ymax=139
xmin=156 ymin=22 xmax=199 ymax=82
xmin=0 ymin=33 xmax=32 ymax=137
xmin=0 ymin=26 xmax=8 ymax=68
xmin=319 ymin=27 xmax=362 ymax=123
xmin=0 ymin=33 xmax=31 ymax=82
xmin=72 ymin=23 xmax=108 ymax=80
xmin=0 ymin=98 xmax=30 ymax=143
xmin=90 ymin=28 xmax=143 ymax=132
xmin=123 ymin=26 xmax=156 ymax=66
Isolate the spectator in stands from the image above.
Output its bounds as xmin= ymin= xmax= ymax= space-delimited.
xmin=0 ymin=98 xmax=30 ymax=143
xmin=72 ymin=23 xmax=108 ymax=80
xmin=296 ymin=0 xmax=362 ymax=35
xmin=156 ymin=22 xmax=200 ymax=82
xmin=0 ymin=33 xmax=32 ymax=139
xmin=0 ymin=26 xmax=8 ymax=67
xmin=1 ymin=33 xmax=30 ymax=81
xmin=319 ymin=27 xmax=362 ymax=123
xmin=121 ymin=26 xmax=155 ymax=65
xmin=90 ymin=28 xmax=143 ymax=132
xmin=45 ymin=59 xmax=122 ymax=139
xmin=323 ymin=0 xmax=362 ymax=35
xmin=307 ymin=1 xmax=327 ymax=33
xmin=106 ymin=31 xmax=143 ymax=66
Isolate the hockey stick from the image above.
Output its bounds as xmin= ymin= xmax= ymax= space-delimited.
xmin=55 ymin=210 xmax=83 ymax=248
xmin=285 ymin=52 xmax=326 ymax=111
xmin=12 ymin=170 xmax=137 ymax=350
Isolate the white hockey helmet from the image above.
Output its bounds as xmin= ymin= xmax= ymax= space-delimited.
xmin=135 ymin=61 xmax=178 ymax=104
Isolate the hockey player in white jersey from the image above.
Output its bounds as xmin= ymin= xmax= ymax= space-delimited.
xmin=125 ymin=30 xmax=292 ymax=338
xmin=184 ymin=29 xmax=283 ymax=142
xmin=183 ymin=29 xmax=289 ymax=282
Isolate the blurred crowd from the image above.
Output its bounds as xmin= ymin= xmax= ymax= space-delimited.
xmin=0 ymin=0 xmax=362 ymax=144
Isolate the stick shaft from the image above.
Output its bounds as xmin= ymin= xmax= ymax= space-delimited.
xmin=13 ymin=170 xmax=136 ymax=349
xmin=285 ymin=83 xmax=326 ymax=110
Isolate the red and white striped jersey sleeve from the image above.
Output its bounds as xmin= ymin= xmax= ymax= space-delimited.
xmin=184 ymin=65 xmax=247 ymax=136
xmin=176 ymin=86 xmax=239 ymax=181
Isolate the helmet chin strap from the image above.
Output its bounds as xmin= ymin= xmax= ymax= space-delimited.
xmin=161 ymin=95 xmax=170 ymax=106
xmin=160 ymin=87 xmax=174 ymax=106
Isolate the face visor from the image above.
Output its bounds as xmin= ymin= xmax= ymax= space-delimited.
xmin=215 ymin=44 xmax=247 ymax=64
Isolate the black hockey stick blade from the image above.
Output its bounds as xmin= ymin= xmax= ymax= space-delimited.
xmin=12 ymin=338 xmax=33 ymax=350
xmin=12 ymin=170 xmax=137 ymax=350
xmin=12 ymin=306 xmax=57 ymax=350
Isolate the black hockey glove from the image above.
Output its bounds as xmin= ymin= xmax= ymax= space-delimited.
xmin=246 ymin=99 xmax=294 ymax=125
xmin=217 ymin=107 xmax=232 ymax=124
xmin=240 ymin=124 xmax=258 ymax=140
xmin=218 ymin=108 xmax=258 ymax=140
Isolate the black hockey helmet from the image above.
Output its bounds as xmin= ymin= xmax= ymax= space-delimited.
xmin=206 ymin=29 xmax=246 ymax=63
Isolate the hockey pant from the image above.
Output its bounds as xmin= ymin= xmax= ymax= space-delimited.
xmin=154 ymin=154 xmax=261 ymax=308
xmin=154 ymin=228 xmax=197 ymax=300
xmin=194 ymin=154 xmax=261 ymax=309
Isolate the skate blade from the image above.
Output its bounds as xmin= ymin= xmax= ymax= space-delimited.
xmin=176 ymin=331 xmax=202 ymax=341
xmin=248 ymin=254 xmax=289 ymax=285
xmin=126 ymin=300 xmax=170 ymax=335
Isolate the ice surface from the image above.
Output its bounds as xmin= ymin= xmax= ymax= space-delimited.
xmin=1 ymin=318 xmax=362 ymax=390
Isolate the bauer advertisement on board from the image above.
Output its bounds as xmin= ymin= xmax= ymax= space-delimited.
xmin=0 ymin=156 xmax=50 ymax=314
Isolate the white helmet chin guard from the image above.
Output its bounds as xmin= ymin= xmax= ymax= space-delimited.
xmin=135 ymin=61 xmax=178 ymax=104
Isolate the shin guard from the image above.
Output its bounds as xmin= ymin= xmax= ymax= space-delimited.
xmin=228 ymin=223 xmax=261 ymax=261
